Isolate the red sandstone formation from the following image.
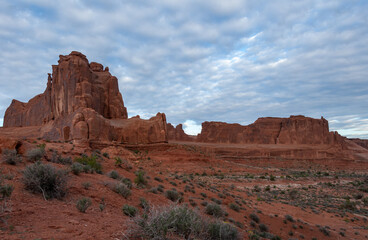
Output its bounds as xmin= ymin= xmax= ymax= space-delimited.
xmin=349 ymin=138 xmax=368 ymax=150
xmin=3 ymin=51 xmax=167 ymax=144
xmin=197 ymin=115 xmax=344 ymax=145
xmin=166 ymin=123 xmax=194 ymax=141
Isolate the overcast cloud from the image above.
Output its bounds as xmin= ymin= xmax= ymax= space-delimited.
xmin=0 ymin=0 xmax=367 ymax=138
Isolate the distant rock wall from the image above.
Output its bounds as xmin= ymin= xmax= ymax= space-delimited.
xmin=349 ymin=138 xmax=368 ymax=150
xmin=167 ymin=123 xmax=194 ymax=141
xmin=3 ymin=51 xmax=167 ymax=144
xmin=197 ymin=115 xmax=343 ymax=145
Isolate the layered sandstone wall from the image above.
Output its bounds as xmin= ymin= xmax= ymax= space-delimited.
xmin=3 ymin=51 xmax=167 ymax=144
xmin=349 ymin=138 xmax=368 ymax=150
xmin=167 ymin=123 xmax=193 ymax=141
xmin=197 ymin=115 xmax=343 ymax=145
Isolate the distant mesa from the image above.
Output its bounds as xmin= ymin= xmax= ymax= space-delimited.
xmin=168 ymin=115 xmax=345 ymax=145
xmin=3 ymin=51 xmax=167 ymax=145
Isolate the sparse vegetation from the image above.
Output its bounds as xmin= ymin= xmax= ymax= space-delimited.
xmin=76 ymin=197 xmax=91 ymax=213
xmin=2 ymin=149 xmax=21 ymax=165
xmin=134 ymin=170 xmax=147 ymax=187
xmin=0 ymin=172 xmax=14 ymax=222
xmin=125 ymin=204 xmax=239 ymax=239
xmin=122 ymin=204 xmax=138 ymax=217
xmin=165 ymin=189 xmax=181 ymax=202
xmin=205 ymin=203 xmax=224 ymax=217
xmin=75 ymin=154 xmax=102 ymax=174
xmin=108 ymin=170 xmax=120 ymax=180
xmin=113 ymin=183 xmax=131 ymax=199
xmin=25 ymin=146 xmax=45 ymax=162
xmin=23 ymin=162 xmax=68 ymax=200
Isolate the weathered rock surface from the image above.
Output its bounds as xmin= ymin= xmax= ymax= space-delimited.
xmin=3 ymin=51 xmax=167 ymax=144
xmin=167 ymin=123 xmax=194 ymax=141
xmin=349 ymin=138 xmax=368 ymax=150
xmin=197 ymin=115 xmax=344 ymax=145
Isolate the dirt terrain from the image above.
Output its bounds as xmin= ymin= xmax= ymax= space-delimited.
xmin=0 ymin=139 xmax=367 ymax=240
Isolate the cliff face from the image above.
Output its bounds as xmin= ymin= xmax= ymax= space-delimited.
xmin=4 ymin=51 xmax=127 ymax=127
xmin=167 ymin=123 xmax=193 ymax=141
xmin=197 ymin=115 xmax=343 ymax=145
xmin=3 ymin=51 xmax=167 ymax=144
xmin=349 ymin=138 xmax=368 ymax=150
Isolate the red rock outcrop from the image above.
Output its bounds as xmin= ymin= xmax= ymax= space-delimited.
xmin=349 ymin=138 xmax=368 ymax=150
xmin=3 ymin=51 xmax=167 ymax=144
xmin=197 ymin=115 xmax=343 ymax=145
xmin=167 ymin=123 xmax=194 ymax=141
xmin=4 ymin=51 xmax=127 ymax=127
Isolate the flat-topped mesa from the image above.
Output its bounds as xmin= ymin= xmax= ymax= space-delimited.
xmin=197 ymin=115 xmax=344 ymax=145
xmin=3 ymin=51 xmax=167 ymax=144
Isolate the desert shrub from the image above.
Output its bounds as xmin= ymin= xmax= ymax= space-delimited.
xmin=82 ymin=182 xmax=91 ymax=190
xmin=108 ymin=170 xmax=120 ymax=180
xmin=250 ymin=213 xmax=260 ymax=223
xmin=139 ymin=197 xmax=149 ymax=210
xmin=125 ymin=204 xmax=239 ymax=239
xmin=76 ymin=197 xmax=91 ymax=213
xmin=114 ymin=156 xmax=132 ymax=170
xmin=157 ymin=184 xmax=164 ymax=192
xmin=200 ymin=192 xmax=207 ymax=198
xmin=122 ymin=204 xmax=138 ymax=217
xmin=2 ymin=149 xmax=21 ymax=165
xmin=259 ymin=223 xmax=269 ymax=232
xmin=50 ymin=152 xmax=72 ymax=165
xmin=71 ymin=162 xmax=84 ymax=175
xmin=207 ymin=220 xmax=239 ymax=240
xmin=205 ymin=203 xmax=224 ymax=217
xmin=340 ymin=199 xmax=356 ymax=210
xmin=25 ymin=147 xmax=45 ymax=162
xmin=154 ymin=176 xmax=163 ymax=182
xmin=134 ymin=170 xmax=147 ymax=187
xmin=165 ymin=189 xmax=181 ymax=202
xmin=23 ymin=162 xmax=68 ymax=200
xmin=113 ymin=183 xmax=131 ymax=199
xmin=121 ymin=178 xmax=132 ymax=189
xmin=285 ymin=214 xmax=295 ymax=222
xmin=75 ymin=155 xmax=102 ymax=174
xmin=229 ymin=203 xmax=240 ymax=212
xmin=0 ymin=172 xmax=14 ymax=222
xmin=102 ymin=152 xmax=109 ymax=158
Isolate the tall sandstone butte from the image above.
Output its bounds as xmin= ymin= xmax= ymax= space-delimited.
xmin=197 ymin=115 xmax=344 ymax=145
xmin=3 ymin=51 xmax=168 ymax=144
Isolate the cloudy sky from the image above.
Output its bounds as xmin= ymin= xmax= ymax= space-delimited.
xmin=0 ymin=0 xmax=367 ymax=138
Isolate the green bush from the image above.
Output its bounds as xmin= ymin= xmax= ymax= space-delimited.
xmin=165 ymin=189 xmax=181 ymax=202
xmin=23 ymin=162 xmax=68 ymax=200
xmin=250 ymin=213 xmax=260 ymax=223
xmin=113 ymin=183 xmax=131 ymax=199
xmin=75 ymin=155 xmax=102 ymax=174
xmin=76 ymin=197 xmax=91 ymax=213
xmin=122 ymin=204 xmax=138 ymax=217
xmin=134 ymin=170 xmax=147 ymax=187
xmin=71 ymin=162 xmax=84 ymax=175
xmin=205 ymin=203 xmax=224 ymax=217
xmin=50 ymin=152 xmax=72 ymax=165
xmin=2 ymin=149 xmax=21 ymax=165
xmin=0 ymin=172 xmax=14 ymax=223
xmin=25 ymin=147 xmax=45 ymax=162
xmin=229 ymin=203 xmax=240 ymax=212
xmin=125 ymin=204 xmax=239 ymax=239
xmin=108 ymin=170 xmax=120 ymax=180
xmin=208 ymin=220 xmax=239 ymax=240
